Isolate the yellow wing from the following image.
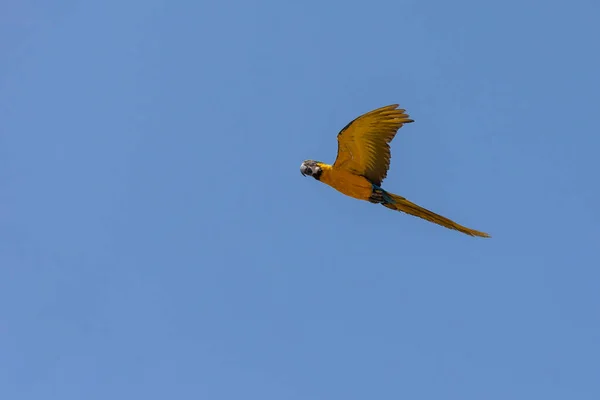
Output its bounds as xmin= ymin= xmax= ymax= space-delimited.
xmin=332 ymin=104 xmax=414 ymax=186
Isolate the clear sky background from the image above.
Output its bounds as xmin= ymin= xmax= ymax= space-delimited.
xmin=1 ymin=1 xmax=599 ymax=399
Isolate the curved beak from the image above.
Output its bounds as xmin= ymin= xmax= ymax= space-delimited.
xmin=300 ymin=163 xmax=308 ymax=176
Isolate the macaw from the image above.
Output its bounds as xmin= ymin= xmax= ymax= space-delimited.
xmin=300 ymin=104 xmax=490 ymax=238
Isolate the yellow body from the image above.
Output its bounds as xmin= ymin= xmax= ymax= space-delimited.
xmin=318 ymin=164 xmax=373 ymax=201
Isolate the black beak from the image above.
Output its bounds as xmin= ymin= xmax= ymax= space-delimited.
xmin=300 ymin=164 xmax=309 ymax=177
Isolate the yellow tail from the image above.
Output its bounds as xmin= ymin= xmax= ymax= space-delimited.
xmin=383 ymin=192 xmax=491 ymax=238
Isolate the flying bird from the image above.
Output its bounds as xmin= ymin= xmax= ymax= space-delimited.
xmin=300 ymin=104 xmax=490 ymax=238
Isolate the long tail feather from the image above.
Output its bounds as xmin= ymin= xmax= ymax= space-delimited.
xmin=383 ymin=192 xmax=491 ymax=238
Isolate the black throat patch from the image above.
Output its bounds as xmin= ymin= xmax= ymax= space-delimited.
xmin=312 ymin=168 xmax=322 ymax=180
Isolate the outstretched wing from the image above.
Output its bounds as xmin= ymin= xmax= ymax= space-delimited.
xmin=332 ymin=104 xmax=414 ymax=186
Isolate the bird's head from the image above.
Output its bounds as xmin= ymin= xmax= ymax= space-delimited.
xmin=300 ymin=160 xmax=323 ymax=180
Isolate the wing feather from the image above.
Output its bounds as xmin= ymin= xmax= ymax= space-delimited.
xmin=332 ymin=104 xmax=414 ymax=185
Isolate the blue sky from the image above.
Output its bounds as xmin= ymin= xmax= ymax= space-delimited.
xmin=1 ymin=0 xmax=599 ymax=399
